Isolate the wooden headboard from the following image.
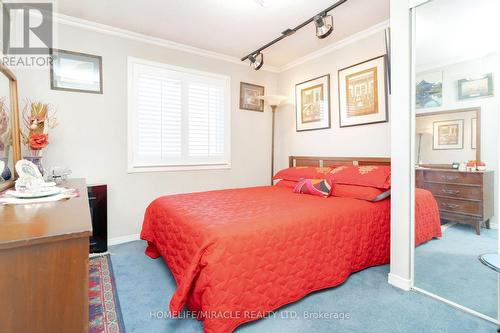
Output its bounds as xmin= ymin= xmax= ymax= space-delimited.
xmin=289 ymin=156 xmax=391 ymax=167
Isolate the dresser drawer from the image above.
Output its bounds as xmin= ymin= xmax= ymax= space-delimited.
xmin=423 ymin=182 xmax=482 ymax=200
xmin=423 ymin=171 xmax=482 ymax=185
xmin=435 ymin=197 xmax=482 ymax=216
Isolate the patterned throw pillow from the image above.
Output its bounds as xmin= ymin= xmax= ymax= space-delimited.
xmin=293 ymin=178 xmax=332 ymax=198
xmin=327 ymin=165 xmax=391 ymax=189
xmin=273 ymin=167 xmax=332 ymax=182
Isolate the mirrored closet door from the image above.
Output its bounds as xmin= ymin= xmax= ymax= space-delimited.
xmin=413 ymin=0 xmax=500 ymax=321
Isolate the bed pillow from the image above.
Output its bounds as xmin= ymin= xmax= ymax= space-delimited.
xmin=327 ymin=165 xmax=391 ymax=189
xmin=293 ymin=178 xmax=332 ymax=198
xmin=274 ymin=180 xmax=298 ymax=189
xmin=273 ymin=166 xmax=332 ymax=182
xmin=331 ymin=184 xmax=391 ymax=202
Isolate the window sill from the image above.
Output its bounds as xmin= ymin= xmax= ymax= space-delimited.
xmin=127 ymin=163 xmax=231 ymax=173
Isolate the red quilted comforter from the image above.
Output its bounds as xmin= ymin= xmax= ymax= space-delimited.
xmin=141 ymin=186 xmax=441 ymax=333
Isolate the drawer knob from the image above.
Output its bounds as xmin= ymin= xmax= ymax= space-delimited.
xmin=442 ymin=189 xmax=460 ymax=196
xmin=442 ymin=175 xmax=459 ymax=181
xmin=442 ymin=203 xmax=459 ymax=209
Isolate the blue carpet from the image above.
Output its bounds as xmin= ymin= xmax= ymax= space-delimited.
xmin=415 ymin=223 xmax=498 ymax=319
xmin=110 ymin=241 xmax=497 ymax=333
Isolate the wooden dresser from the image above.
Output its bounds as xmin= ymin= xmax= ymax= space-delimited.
xmin=0 ymin=179 xmax=92 ymax=333
xmin=416 ymin=168 xmax=494 ymax=234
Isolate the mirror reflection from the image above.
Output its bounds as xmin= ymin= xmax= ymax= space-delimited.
xmin=0 ymin=74 xmax=12 ymax=183
xmin=416 ymin=108 xmax=479 ymax=167
xmin=414 ymin=0 xmax=499 ymax=320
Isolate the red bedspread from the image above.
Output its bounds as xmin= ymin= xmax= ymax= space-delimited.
xmin=141 ymin=186 xmax=441 ymax=333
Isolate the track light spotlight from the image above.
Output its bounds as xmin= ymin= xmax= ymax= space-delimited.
xmin=314 ymin=14 xmax=333 ymax=39
xmin=248 ymin=52 xmax=264 ymax=70
xmin=241 ymin=1 xmax=347 ymax=68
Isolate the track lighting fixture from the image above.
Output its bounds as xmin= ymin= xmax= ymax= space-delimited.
xmin=241 ymin=0 xmax=347 ymax=70
xmin=314 ymin=14 xmax=333 ymax=39
xmin=248 ymin=52 xmax=264 ymax=70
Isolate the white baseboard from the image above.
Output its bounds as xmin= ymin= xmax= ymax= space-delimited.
xmin=388 ymin=273 xmax=411 ymax=291
xmin=108 ymin=233 xmax=141 ymax=246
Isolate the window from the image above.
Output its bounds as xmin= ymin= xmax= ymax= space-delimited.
xmin=128 ymin=57 xmax=231 ymax=172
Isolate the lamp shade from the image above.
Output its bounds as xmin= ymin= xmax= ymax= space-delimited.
xmin=260 ymin=95 xmax=288 ymax=107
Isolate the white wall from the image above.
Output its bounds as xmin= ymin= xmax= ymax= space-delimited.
xmin=416 ymin=54 xmax=499 ymax=171
xmin=275 ymin=31 xmax=390 ymax=171
xmin=13 ymin=22 xmax=278 ymax=239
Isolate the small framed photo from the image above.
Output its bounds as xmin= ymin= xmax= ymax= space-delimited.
xmin=295 ymin=74 xmax=330 ymax=131
xmin=240 ymin=82 xmax=264 ymax=112
xmin=433 ymin=119 xmax=464 ymax=150
xmin=338 ymin=55 xmax=388 ymax=127
xmin=50 ymin=49 xmax=103 ymax=94
xmin=458 ymin=73 xmax=493 ymax=100
xmin=416 ymin=71 xmax=443 ymax=109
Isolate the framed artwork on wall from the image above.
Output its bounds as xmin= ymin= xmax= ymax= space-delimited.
xmin=338 ymin=55 xmax=388 ymax=127
xmin=50 ymin=49 xmax=103 ymax=94
xmin=416 ymin=71 xmax=442 ymax=109
xmin=239 ymin=82 xmax=265 ymax=112
xmin=295 ymin=74 xmax=330 ymax=131
xmin=433 ymin=119 xmax=464 ymax=150
xmin=458 ymin=73 xmax=493 ymax=100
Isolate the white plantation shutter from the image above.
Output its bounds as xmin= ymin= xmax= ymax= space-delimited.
xmin=128 ymin=58 xmax=230 ymax=171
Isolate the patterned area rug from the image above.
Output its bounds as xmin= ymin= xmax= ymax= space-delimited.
xmin=89 ymin=254 xmax=126 ymax=333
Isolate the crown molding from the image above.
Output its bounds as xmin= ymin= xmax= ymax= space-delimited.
xmin=278 ymin=19 xmax=390 ymax=72
xmin=52 ymin=13 xmax=280 ymax=73
xmin=416 ymin=51 xmax=500 ymax=74
xmin=52 ymin=13 xmax=388 ymax=74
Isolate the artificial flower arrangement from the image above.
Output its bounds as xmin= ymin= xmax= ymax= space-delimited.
xmin=20 ymin=100 xmax=58 ymax=157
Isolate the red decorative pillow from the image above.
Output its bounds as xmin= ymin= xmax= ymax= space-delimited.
xmin=331 ymin=184 xmax=391 ymax=202
xmin=327 ymin=165 xmax=391 ymax=189
xmin=274 ymin=180 xmax=297 ymax=189
xmin=293 ymin=179 xmax=332 ymax=198
xmin=273 ymin=167 xmax=332 ymax=182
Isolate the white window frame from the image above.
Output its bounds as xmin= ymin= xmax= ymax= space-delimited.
xmin=127 ymin=57 xmax=231 ymax=173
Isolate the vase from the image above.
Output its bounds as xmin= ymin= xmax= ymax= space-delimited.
xmin=24 ymin=155 xmax=44 ymax=176
xmin=0 ymin=156 xmax=11 ymax=181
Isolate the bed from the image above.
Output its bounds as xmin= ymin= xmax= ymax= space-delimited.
xmin=140 ymin=156 xmax=442 ymax=333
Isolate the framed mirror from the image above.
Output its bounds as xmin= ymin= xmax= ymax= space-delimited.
xmin=0 ymin=63 xmax=21 ymax=192
xmin=412 ymin=0 xmax=499 ymax=323
xmin=416 ymin=107 xmax=480 ymax=168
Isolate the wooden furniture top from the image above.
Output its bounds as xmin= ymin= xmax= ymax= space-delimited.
xmin=0 ymin=178 xmax=92 ymax=250
xmin=416 ymin=167 xmax=493 ymax=174
xmin=289 ymin=156 xmax=390 ymax=168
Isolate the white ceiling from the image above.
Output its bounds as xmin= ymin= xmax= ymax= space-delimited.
xmin=55 ymin=0 xmax=389 ymax=68
xmin=416 ymin=0 xmax=500 ymax=71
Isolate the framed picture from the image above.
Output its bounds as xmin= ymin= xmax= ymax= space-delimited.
xmin=239 ymin=82 xmax=264 ymax=112
xmin=338 ymin=55 xmax=388 ymax=127
xmin=471 ymin=118 xmax=477 ymax=149
xmin=295 ymin=74 xmax=330 ymax=131
xmin=458 ymin=73 xmax=493 ymax=100
xmin=50 ymin=49 xmax=103 ymax=94
xmin=416 ymin=71 xmax=443 ymax=109
xmin=433 ymin=119 xmax=464 ymax=150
